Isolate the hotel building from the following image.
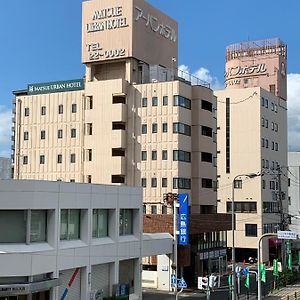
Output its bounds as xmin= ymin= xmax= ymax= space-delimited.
xmin=12 ymin=0 xmax=217 ymax=215
xmin=216 ymin=38 xmax=288 ymax=261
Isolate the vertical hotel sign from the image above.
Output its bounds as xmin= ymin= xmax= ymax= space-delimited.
xmin=178 ymin=193 xmax=189 ymax=245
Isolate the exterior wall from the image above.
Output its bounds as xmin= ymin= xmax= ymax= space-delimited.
xmin=0 ymin=157 xmax=11 ymax=179
xmin=13 ymin=90 xmax=84 ymax=182
xmin=288 ymin=152 xmax=300 ymax=234
xmin=216 ymin=87 xmax=288 ymax=260
xmin=0 ymin=180 xmax=144 ymax=299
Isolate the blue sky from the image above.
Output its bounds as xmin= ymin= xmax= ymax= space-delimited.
xmin=1 ymin=0 xmax=300 ymax=156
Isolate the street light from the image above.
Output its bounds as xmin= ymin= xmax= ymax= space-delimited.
xmin=231 ymin=173 xmax=259 ymax=300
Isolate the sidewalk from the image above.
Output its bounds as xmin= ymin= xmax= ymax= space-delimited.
xmin=265 ymin=284 xmax=300 ymax=299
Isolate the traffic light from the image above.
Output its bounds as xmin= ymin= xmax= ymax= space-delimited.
xmin=209 ymin=275 xmax=218 ymax=289
xmin=197 ymin=277 xmax=208 ymax=290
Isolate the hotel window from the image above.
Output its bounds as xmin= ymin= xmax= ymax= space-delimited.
xmin=265 ymin=139 xmax=269 ymax=148
xmin=58 ymin=104 xmax=63 ymax=114
xmin=41 ymin=106 xmax=46 ymax=115
xmin=245 ymin=224 xmax=257 ymax=237
xmin=173 ymin=177 xmax=191 ymax=189
xmin=92 ymin=209 xmax=108 ymax=238
xmin=70 ymin=153 xmax=76 ymax=163
xmin=71 ymin=128 xmax=76 ymax=138
xmin=265 ymin=99 xmax=269 ymax=108
xmin=142 ymin=124 xmax=147 ymax=134
xmin=162 ymin=178 xmax=168 ymax=188
xmin=151 ymin=205 xmax=157 ymax=214
xmin=233 ymin=179 xmax=242 ymax=189
xmin=24 ymin=107 xmax=30 ymax=116
xmin=24 ymin=131 xmax=29 ymax=141
xmin=262 ymin=138 xmax=265 ymax=148
xmin=162 ymin=205 xmax=168 ymax=214
xmin=174 ymin=95 xmax=191 ymax=109
xmin=30 ymin=210 xmax=47 ymax=243
xmin=151 ymin=178 xmax=157 ymax=187
xmin=202 ymin=126 xmax=213 ymax=137
xmin=85 ymin=123 xmax=93 ymax=135
xmin=269 ymin=84 xmax=276 ymax=95
xmin=141 ymin=178 xmax=146 ymax=187
xmin=163 ymin=96 xmax=168 ymax=106
xmin=274 ymin=104 xmax=278 ymax=113
xmin=265 ymin=119 xmax=268 ymax=128
xmin=23 ymin=156 xmax=28 ymax=165
xmin=60 ymin=209 xmax=80 ymax=240
xmin=162 ymin=150 xmax=168 ymax=160
xmin=57 ymin=129 xmax=63 ymax=139
xmin=271 ymin=122 xmax=274 ymax=131
xmin=173 ymin=150 xmax=191 ymax=163
xmin=41 ymin=130 xmax=46 ymax=140
xmin=262 ymin=117 xmax=264 ymax=127
xmin=201 ymin=152 xmax=213 ymax=163
xmin=201 ymin=99 xmax=213 ymax=112
xmin=71 ymin=103 xmax=77 ymax=113
xmin=265 ymin=160 xmax=269 ymax=169
xmin=173 ymin=122 xmax=191 ymax=136
xmin=152 ymin=123 xmax=158 ymax=133
xmin=40 ymin=155 xmax=45 ymax=164
xmin=271 ymin=102 xmax=274 ymax=111
xmin=226 ymin=202 xmax=257 ymax=213
xmin=142 ymin=97 xmax=147 ymax=107
xmin=143 ymin=205 xmax=146 ymax=214
xmin=141 ymin=151 xmax=147 ymax=161
xmin=119 ymin=209 xmax=133 ymax=235
xmin=162 ymin=123 xmax=168 ymax=132
xmin=152 ymin=150 xmax=157 ymax=160
xmin=86 ymin=175 xmax=92 ymax=183
xmin=262 ymin=159 xmax=265 ymax=168
xmin=262 ymin=179 xmax=266 ymax=189
xmin=272 ymin=141 xmax=275 ymax=150
xmin=70 ymin=179 xmax=75 ymax=183
xmin=275 ymin=143 xmax=278 ymax=151
xmin=261 ymin=97 xmax=265 ymax=107
xmin=275 ymin=123 xmax=278 ymax=132
xmin=86 ymin=96 xmax=93 ymax=109
xmin=57 ymin=154 xmax=62 ymax=164
xmin=86 ymin=149 xmax=92 ymax=161
xmin=152 ymin=96 xmax=158 ymax=106
xmin=202 ymin=178 xmax=213 ymax=189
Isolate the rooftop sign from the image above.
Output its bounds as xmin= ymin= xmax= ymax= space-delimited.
xmin=28 ymin=79 xmax=84 ymax=95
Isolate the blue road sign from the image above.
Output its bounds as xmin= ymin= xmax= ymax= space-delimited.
xmin=177 ymin=277 xmax=187 ymax=289
xmin=179 ymin=193 xmax=189 ymax=245
xmin=242 ymin=267 xmax=249 ymax=276
xmin=171 ymin=274 xmax=177 ymax=286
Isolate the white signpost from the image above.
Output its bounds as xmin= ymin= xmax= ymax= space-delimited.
xmin=277 ymin=231 xmax=298 ymax=240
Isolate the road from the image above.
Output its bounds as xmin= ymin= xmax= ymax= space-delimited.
xmin=143 ymin=289 xmax=264 ymax=300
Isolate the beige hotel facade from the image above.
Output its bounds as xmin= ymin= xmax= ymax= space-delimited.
xmin=216 ymin=38 xmax=288 ymax=261
xmin=12 ymin=0 xmax=217 ymax=216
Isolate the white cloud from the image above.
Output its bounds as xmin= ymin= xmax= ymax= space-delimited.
xmin=0 ymin=106 xmax=11 ymax=158
xmin=178 ymin=64 xmax=223 ymax=91
xmin=287 ymin=73 xmax=300 ymax=151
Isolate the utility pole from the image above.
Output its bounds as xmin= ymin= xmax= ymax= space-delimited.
xmin=276 ymin=165 xmax=286 ymax=269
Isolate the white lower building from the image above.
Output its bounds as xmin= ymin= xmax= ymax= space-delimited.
xmin=0 ymin=180 xmax=172 ymax=300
